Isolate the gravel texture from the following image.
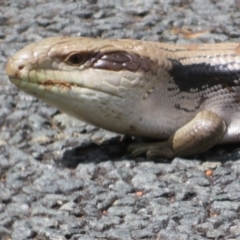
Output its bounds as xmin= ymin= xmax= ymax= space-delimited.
xmin=1 ymin=0 xmax=240 ymax=239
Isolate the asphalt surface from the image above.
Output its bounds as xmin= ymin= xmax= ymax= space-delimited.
xmin=1 ymin=0 xmax=240 ymax=239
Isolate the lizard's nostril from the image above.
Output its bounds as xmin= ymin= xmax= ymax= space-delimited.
xmin=5 ymin=57 xmax=28 ymax=80
xmin=5 ymin=58 xmax=27 ymax=81
xmin=18 ymin=65 xmax=24 ymax=70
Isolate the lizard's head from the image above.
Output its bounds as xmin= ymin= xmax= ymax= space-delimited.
xmin=5 ymin=36 xmax=160 ymax=133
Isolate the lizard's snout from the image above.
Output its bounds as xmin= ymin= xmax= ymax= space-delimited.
xmin=5 ymin=57 xmax=24 ymax=80
xmin=5 ymin=42 xmax=38 ymax=83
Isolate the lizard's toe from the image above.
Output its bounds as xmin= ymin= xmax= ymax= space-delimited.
xmin=127 ymin=143 xmax=148 ymax=156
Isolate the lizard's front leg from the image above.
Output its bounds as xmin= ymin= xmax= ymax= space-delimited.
xmin=128 ymin=110 xmax=226 ymax=159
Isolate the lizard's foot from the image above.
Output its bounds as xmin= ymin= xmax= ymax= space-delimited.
xmin=128 ymin=110 xmax=226 ymax=159
xmin=128 ymin=141 xmax=174 ymax=159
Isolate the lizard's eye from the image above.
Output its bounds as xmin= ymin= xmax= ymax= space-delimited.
xmin=65 ymin=53 xmax=88 ymax=66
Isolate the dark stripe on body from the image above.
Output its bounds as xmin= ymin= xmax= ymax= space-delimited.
xmin=168 ymin=59 xmax=240 ymax=92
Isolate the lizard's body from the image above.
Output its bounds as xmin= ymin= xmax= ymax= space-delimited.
xmin=5 ymin=37 xmax=240 ymax=158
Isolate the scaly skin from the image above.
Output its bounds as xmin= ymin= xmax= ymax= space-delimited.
xmin=5 ymin=36 xmax=240 ymax=158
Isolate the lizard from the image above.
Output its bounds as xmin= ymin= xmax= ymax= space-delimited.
xmin=5 ymin=36 xmax=240 ymax=159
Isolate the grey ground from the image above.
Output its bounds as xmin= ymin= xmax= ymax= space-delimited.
xmin=1 ymin=0 xmax=240 ymax=239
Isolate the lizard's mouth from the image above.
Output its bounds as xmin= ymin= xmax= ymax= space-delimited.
xmin=6 ymin=56 xmax=123 ymax=100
